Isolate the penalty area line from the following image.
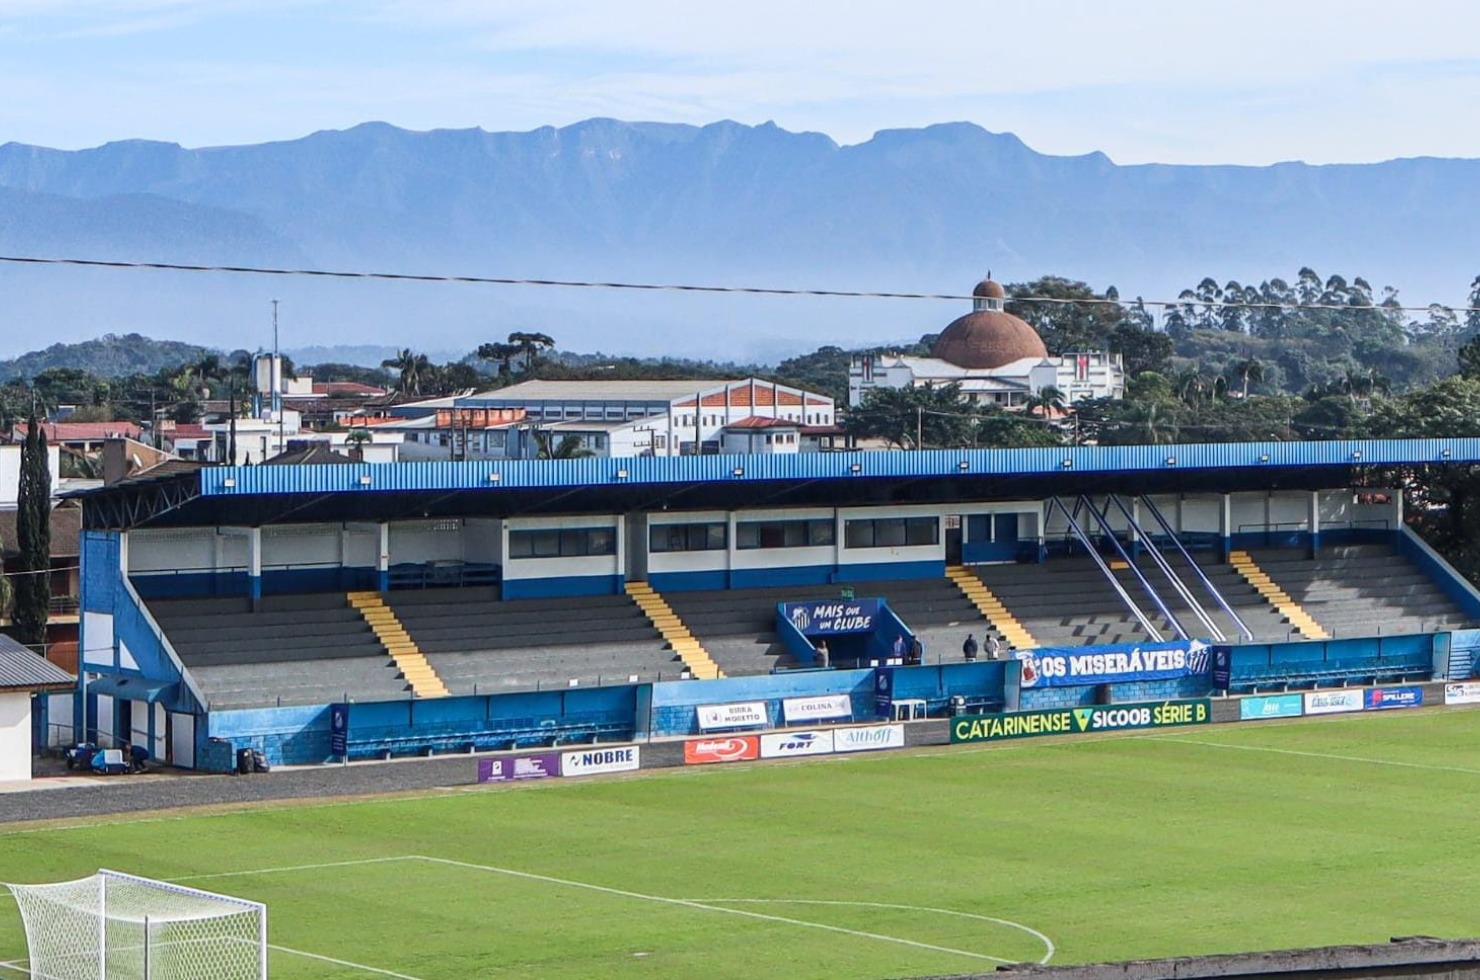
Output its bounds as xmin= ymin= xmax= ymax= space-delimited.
xmin=1141 ymin=735 xmax=1480 ymax=777
xmin=412 ymin=854 xmax=1015 ymax=965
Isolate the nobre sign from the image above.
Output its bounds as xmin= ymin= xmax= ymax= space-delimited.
xmin=560 ymin=745 xmax=640 ymax=777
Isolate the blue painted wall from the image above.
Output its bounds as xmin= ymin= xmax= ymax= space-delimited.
xmin=205 ymin=687 xmax=640 ymax=766
xmin=502 ymin=573 xmax=623 ymax=599
xmin=1398 ymin=527 xmax=1480 ymax=621
xmin=649 ymin=669 xmax=877 ymax=736
xmin=1219 ymin=632 xmax=1436 ymax=692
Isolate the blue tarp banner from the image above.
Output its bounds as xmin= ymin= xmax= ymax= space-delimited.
xmin=782 ymin=599 xmax=880 ymax=636
xmin=1017 ymin=640 xmax=1212 ymax=688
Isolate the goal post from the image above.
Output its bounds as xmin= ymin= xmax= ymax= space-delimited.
xmin=7 ymin=869 xmax=267 ymax=980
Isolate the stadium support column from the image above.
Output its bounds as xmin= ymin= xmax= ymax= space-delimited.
xmin=377 ymin=522 xmax=390 ymax=592
xmin=1308 ymin=490 xmax=1320 ymax=558
xmin=1220 ymin=494 xmax=1232 ymax=562
xmin=248 ymin=527 xmax=262 ymax=610
xmin=1129 ymin=497 xmax=1142 ymax=560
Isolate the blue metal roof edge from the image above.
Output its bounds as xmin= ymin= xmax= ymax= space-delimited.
xmin=195 ymin=438 xmax=1480 ymax=498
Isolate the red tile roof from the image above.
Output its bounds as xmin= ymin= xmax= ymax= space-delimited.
xmin=725 ymin=415 xmax=801 ymax=429
xmin=14 ymin=421 xmax=142 ymax=442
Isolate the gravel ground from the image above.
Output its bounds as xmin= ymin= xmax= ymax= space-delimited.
xmin=0 ymin=755 xmax=483 ymax=826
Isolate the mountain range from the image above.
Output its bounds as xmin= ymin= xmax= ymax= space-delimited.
xmin=2 ymin=119 xmax=1479 ymax=360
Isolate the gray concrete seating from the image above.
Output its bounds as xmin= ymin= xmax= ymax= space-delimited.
xmin=386 ymin=588 xmax=676 ymax=694
xmin=661 ymin=579 xmax=1000 ymax=675
xmin=972 ymin=560 xmax=1170 ymax=647
xmin=149 ymin=594 xmax=386 ymax=667
xmin=190 ymin=658 xmax=410 ymax=709
xmin=1245 ymin=544 xmax=1472 ymax=637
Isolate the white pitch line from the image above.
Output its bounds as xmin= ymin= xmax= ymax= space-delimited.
xmin=270 ymin=943 xmax=428 ymax=980
xmin=689 ymin=898 xmax=1055 ymax=964
xmin=413 ymin=854 xmax=1013 ymax=964
xmin=1144 ymin=736 xmax=1480 ymax=776
xmin=169 ymin=855 xmax=416 ymax=883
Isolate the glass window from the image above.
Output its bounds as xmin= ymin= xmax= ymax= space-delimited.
xmin=844 ymin=517 xmax=938 ymax=549
xmin=650 ymin=522 xmax=726 ymax=553
xmin=906 ymin=517 xmax=939 ymax=546
xmin=509 ymin=527 xmax=614 ymax=559
xmin=844 ymin=520 xmax=874 ymax=549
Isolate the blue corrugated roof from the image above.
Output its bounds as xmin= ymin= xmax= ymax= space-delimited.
xmin=195 ymin=439 xmax=1480 ymax=497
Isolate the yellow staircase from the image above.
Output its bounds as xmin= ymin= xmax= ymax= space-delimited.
xmin=346 ymin=591 xmax=450 ymax=697
xmin=945 ymin=566 xmax=1038 ymax=650
xmin=1227 ymin=551 xmax=1329 ymax=640
xmin=625 ymin=582 xmax=723 ymax=679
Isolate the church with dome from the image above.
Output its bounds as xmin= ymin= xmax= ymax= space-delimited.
xmin=846 ymin=276 xmax=1125 ymax=409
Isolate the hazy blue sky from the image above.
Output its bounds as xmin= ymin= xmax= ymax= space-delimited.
xmin=2 ymin=0 xmax=1479 ymax=164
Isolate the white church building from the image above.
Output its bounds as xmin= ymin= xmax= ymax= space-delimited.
xmin=848 ymin=277 xmax=1124 ymax=408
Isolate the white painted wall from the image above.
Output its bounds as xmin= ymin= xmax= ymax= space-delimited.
xmin=45 ymin=694 xmax=73 ymax=748
xmin=731 ymin=507 xmax=835 ymax=572
xmin=648 ymin=510 xmax=731 ymax=576
xmin=389 ymin=520 xmax=467 ymax=565
xmin=262 ymin=524 xmax=342 ymax=569
xmin=0 ymin=444 xmax=61 ymax=508
xmin=82 ymin=612 xmax=114 ymax=668
xmin=127 ymin=530 xmax=218 ymax=573
xmin=0 ymin=693 xmax=31 ymax=782
xmin=171 ymin=712 xmax=195 ymax=768
xmin=463 ymin=519 xmax=502 ymax=564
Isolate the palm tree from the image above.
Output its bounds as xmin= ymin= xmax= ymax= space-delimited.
xmin=1174 ymin=369 xmax=1208 ymax=408
xmin=1125 ymin=402 xmax=1177 ymax=444
xmin=381 ymin=349 xmax=430 ymax=396
xmin=1234 ymin=358 xmax=1264 ymax=399
xmin=344 ymin=428 xmax=370 ymax=461
xmin=1025 ymin=385 xmax=1066 ymax=417
xmin=534 ymin=431 xmax=595 ymax=459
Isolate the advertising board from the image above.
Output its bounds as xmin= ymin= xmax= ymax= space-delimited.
xmin=759 ymin=730 xmax=835 ymax=759
xmin=1444 ymin=681 xmax=1480 ymax=706
xmin=781 ymin=599 xmax=880 ymax=636
xmin=1364 ymin=686 xmax=1423 ymax=711
xmin=1015 ymin=640 xmax=1211 ymax=688
xmin=683 ymin=736 xmax=760 ymax=765
xmin=1303 ymin=689 xmax=1364 ymax=715
xmin=478 ymin=752 xmax=560 ymax=783
xmin=782 ymin=694 xmax=853 ymax=723
xmin=1239 ymin=694 xmax=1304 ymax=721
xmin=833 ymin=724 xmax=905 ymax=753
xmin=329 ymin=703 xmax=349 ymax=757
xmin=696 ymin=701 xmax=768 ymax=731
xmin=560 ymin=745 xmax=641 ymax=777
xmin=952 ymin=699 xmax=1210 ymax=743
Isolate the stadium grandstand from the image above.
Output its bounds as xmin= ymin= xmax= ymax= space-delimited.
xmin=49 ymin=438 xmax=1480 ymax=770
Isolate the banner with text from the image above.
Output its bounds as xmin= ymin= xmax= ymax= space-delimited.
xmin=1365 ymin=686 xmax=1423 ymax=711
xmin=479 ymin=752 xmax=560 ymax=783
xmin=760 ymin=730 xmax=836 ymax=759
xmin=697 ymin=701 xmax=769 ymax=731
xmin=1303 ymin=689 xmax=1364 ymax=715
xmin=952 ymin=699 xmax=1211 ymax=743
xmin=1239 ymin=694 xmax=1304 ymax=721
xmin=1016 ymin=641 xmax=1211 ymax=688
xmin=561 ymin=745 xmax=641 ymax=777
xmin=684 ymin=736 xmax=760 ymax=765
xmin=782 ymin=599 xmax=880 ymax=636
xmin=1445 ymin=682 xmax=1480 ymax=706
xmin=833 ymin=724 xmax=905 ymax=753
xmin=783 ymin=694 xmax=853 ymax=723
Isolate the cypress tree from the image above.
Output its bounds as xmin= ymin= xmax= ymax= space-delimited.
xmin=14 ymin=414 xmax=50 ymax=647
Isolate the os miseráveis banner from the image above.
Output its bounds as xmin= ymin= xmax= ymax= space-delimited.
xmin=1015 ymin=641 xmax=1211 ymax=688
xmin=952 ymin=699 xmax=1211 ymax=743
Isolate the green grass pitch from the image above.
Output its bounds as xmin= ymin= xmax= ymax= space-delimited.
xmin=2 ymin=708 xmax=1479 ymax=979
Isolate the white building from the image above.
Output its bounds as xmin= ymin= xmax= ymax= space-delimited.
xmin=456 ymin=379 xmax=837 ymax=458
xmin=0 ymin=635 xmax=75 ymax=782
xmin=848 ymin=277 xmax=1124 ymax=408
xmin=0 ymin=444 xmax=62 ymax=508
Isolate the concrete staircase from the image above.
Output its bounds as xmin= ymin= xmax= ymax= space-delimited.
xmin=1226 ymin=552 xmax=1329 ymax=640
xmin=347 ymin=591 xmax=450 ymax=697
xmin=625 ymin=582 xmax=723 ymax=679
xmin=946 ymin=566 xmax=1038 ymax=650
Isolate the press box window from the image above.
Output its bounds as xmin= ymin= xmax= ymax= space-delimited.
xmin=650 ymin=522 xmax=727 ymax=552
xmin=844 ymin=517 xmax=939 ymax=549
xmin=735 ymin=519 xmax=835 ymax=550
xmin=509 ymin=527 xmax=616 ymax=559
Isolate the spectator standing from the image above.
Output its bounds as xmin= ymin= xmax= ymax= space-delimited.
xmin=908 ymin=636 xmax=923 ymax=666
xmin=815 ymin=640 xmax=830 ymax=668
xmin=892 ymin=635 xmax=906 ymax=661
xmin=986 ymin=634 xmax=1003 ymax=660
xmin=963 ymin=634 xmax=979 ymax=661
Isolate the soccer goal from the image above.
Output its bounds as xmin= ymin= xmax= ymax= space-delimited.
xmin=7 ymin=869 xmax=267 ymax=980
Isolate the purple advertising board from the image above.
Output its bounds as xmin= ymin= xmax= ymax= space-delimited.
xmin=477 ymin=752 xmax=561 ymax=783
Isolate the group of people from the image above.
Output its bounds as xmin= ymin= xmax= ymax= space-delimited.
xmin=812 ymin=631 xmax=1004 ymax=667
xmin=961 ymin=633 xmax=1004 ymax=662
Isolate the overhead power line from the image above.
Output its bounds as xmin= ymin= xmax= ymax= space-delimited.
xmin=0 ymin=253 xmax=1476 ymax=316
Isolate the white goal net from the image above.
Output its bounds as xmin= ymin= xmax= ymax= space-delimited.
xmin=7 ymin=869 xmax=267 ymax=980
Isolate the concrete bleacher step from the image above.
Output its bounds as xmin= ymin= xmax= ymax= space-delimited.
xmin=625 ymin=582 xmax=722 ymax=679
xmin=946 ymin=567 xmax=1036 ymax=649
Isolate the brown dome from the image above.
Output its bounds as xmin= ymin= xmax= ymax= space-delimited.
xmin=973 ymin=277 xmax=1006 ymax=300
xmin=931 ymin=310 xmax=1047 ymax=369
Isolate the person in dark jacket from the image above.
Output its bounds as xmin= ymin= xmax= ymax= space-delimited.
xmin=963 ymin=634 xmax=979 ymax=661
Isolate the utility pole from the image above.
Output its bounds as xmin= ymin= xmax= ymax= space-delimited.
xmin=272 ymin=300 xmax=283 ymax=458
xmin=916 ymin=405 xmax=922 ymax=451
